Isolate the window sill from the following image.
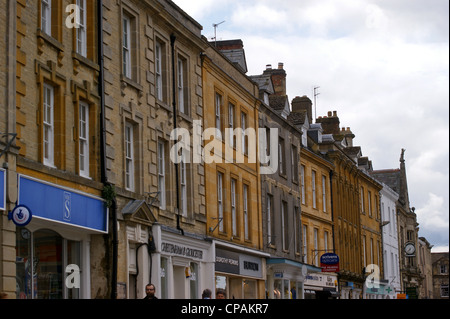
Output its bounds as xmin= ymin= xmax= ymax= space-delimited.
xmin=120 ymin=75 xmax=143 ymax=98
xmin=72 ymin=52 xmax=99 ymax=75
xmin=37 ymin=29 xmax=64 ymax=66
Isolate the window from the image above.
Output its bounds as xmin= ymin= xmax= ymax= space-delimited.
xmin=155 ymin=41 xmax=164 ymax=101
xmin=231 ymin=179 xmax=237 ymax=237
xmin=180 ymin=150 xmax=187 ymax=216
xmin=278 ymin=137 xmax=285 ymax=175
xmin=177 ymin=56 xmax=188 ymax=114
xmin=158 ymin=140 xmax=166 ymax=209
xmin=303 ymin=225 xmax=308 ymax=263
xmin=322 ymin=175 xmax=327 ymax=212
xmin=79 ymin=101 xmax=89 ymax=177
xmin=76 ymin=0 xmax=87 ymax=57
xmin=295 ymin=207 xmax=301 ymax=254
xmin=41 ymin=0 xmax=52 ymax=36
xmin=228 ymin=103 xmax=235 ymax=148
xmin=215 ymin=93 xmax=223 ymax=138
xmin=441 ymin=285 xmax=449 ymax=298
xmin=217 ymin=172 xmax=224 ymax=232
xmin=291 ymin=146 xmax=298 ymax=183
xmin=243 ymin=184 xmax=250 ymax=240
xmin=324 ymin=231 xmax=329 ymax=252
xmin=363 ymin=236 xmax=367 ymax=267
xmin=301 ymin=165 xmax=306 ymax=205
xmin=360 ymin=187 xmax=365 ymax=213
xmin=125 ymin=122 xmax=134 ymax=191
xmin=281 ymin=201 xmax=289 ymax=250
xmin=440 ymin=264 xmax=448 ymax=274
xmin=43 ymin=84 xmax=54 ymax=167
xmin=312 ymin=170 xmax=317 ymax=209
xmin=368 ymin=191 xmax=372 ymax=217
xmin=267 ymin=194 xmax=275 ymax=246
xmin=122 ymin=14 xmax=132 ymax=78
xmin=314 ymin=229 xmax=319 ymax=266
xmin=241 ymin=112 xmax=248 ymax=155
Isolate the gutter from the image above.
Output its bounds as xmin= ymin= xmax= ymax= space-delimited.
xmin=97 ymin=0 xmax=118 ymax=299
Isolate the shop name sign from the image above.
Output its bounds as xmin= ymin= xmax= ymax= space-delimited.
xmin=320 ymin=253 xmax=340 ymax=272
xmin=161 ymin=242 xmax=204 ymax=260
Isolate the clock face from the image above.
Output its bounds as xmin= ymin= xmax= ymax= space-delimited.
xmin=405 ymin=243 xmax=415 ymax=255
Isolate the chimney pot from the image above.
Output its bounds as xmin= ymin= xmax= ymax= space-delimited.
xmin=328 ymin=111 xmax=332 ymax=117
xmin=266 ymin=64 xmax=272 ymax=70
xmin=333 ymin=111 xmax=337 ymax=117
xmin=278 ymin=62 xmax=284 ymax=69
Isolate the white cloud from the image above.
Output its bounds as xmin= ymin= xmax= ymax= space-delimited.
xmin=416 ymin=193 xmax=449 ymax=230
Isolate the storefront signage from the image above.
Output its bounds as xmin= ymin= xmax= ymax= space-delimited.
xmin=0 ymin=168 xmax=5 ymax=211
xmin=305 ymin=273 xmax=336 ymax=289
xmin=215 ymin=248 xmax=263 ymax=278
xmin=215 ymin=249 xmax=240 ymax=275
xmin=18 ymin=175 xmax=108 ymax=233
xmin=161 ymin=242 xmax=204 ymax=260
xmin=8 ymin=204 xmax=33 ymax=227
xmin=320 ymin=253 xmax=340 ymax=272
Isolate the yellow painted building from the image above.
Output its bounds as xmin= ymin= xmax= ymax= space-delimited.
xmin=202 ymin=40 xmax=266 ymax=299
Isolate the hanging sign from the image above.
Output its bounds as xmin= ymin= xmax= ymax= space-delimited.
xmin=8 ymin=204 xmax=33 ymax=227
xmin=320 ymin=253 xmax=340 ymax=272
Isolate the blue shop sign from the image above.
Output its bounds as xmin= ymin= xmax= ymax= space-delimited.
xmin=18 ymin=175 xmax=108 ymax=233
xmin=0 ymin=168 xmax=5 ymax=210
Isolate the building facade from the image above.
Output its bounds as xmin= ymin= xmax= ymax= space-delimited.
xmin=418 ymin=237 xmax=433 ymax=299
xmin=203 ymin=40 xmax=266 ymax=299
xmin=101 ymin=0 xmax=212 ymax=299
xmin=289 ymin=96 xmax=337 ymax=299
xmin=371 ymin=150 xmax=421 ymax=298
xmin=432 ymin=252 xmax=449 ymax=299
xmin=10 ymin=0 xmax=108 ymax=299
xmin=377 ymin=182 xmax=401 ymax=297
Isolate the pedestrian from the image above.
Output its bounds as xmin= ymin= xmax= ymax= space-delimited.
xmin=143 ymin=283 xmax=158 ymax=299
xmin=216 ymin=289 xmax=226 ymax=299
xmin=202 ymin=289 xmax=212 ymax=299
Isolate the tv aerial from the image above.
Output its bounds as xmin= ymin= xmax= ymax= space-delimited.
xmin=212 ymin=20 xmax=226 ymax=46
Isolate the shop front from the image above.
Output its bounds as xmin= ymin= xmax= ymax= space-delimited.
xmin=266 ymin=258 xmax=321 ymax=299
xmin=214 ymin=242 xmax=268 ymax=299
xmin=15 ymin=175 xmax=108 ymax=299
xmin=151 ymin=224 xmax=214 ymax=299
xmin=304 ymin=272 xmax=339 ymax=299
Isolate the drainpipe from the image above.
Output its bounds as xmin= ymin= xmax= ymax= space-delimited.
xmin=329 ymin=169 xmax=340 ymax=298
xmin=97 ymin=0 xmax=118 ymax=299
xmin=170 ymin=33 xmax=184 ymax=236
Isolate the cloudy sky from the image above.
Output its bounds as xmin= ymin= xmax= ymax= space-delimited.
xmin=173 ymin=0 xmax=449 ymax=252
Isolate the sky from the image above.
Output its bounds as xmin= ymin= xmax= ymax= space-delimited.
xmin=172 ymin=0 xmax=449 ymax=252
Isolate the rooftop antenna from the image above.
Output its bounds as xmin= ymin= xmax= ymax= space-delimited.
xmin=212 ymin=20 xmax=226 ymax=47
xmin=313 ymin=86 xmax=320 ymax=122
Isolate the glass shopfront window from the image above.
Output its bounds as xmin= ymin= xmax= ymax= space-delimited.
xmin=215 ymin=275 xmax=259 ymax=299
xmin=15 ymin=229 xmax=81 ymax=299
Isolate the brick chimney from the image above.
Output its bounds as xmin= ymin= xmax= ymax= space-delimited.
xmin=292 ymin=95 xmax=313 ymax=121
xmin=316 ymin=111 xmax=340 ymax=135
xmin=263 ymin=62 xmax=286 ymax=96
xmin=214 ymin=39 xmax=244 ymax=50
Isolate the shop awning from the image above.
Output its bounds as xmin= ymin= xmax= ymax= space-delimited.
xmin=266 ymin=258 xmax=322 ymax=273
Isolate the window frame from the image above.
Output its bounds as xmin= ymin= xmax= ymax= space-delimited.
xmin=43 ymin=83 xmax=55 ymax=167
xmin=78 ymin=101 xmax=90 ymax=178
xmin=125 ymin=122 xmax=135 ymax=191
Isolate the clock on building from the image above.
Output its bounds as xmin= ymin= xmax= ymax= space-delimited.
xmin=404 ymin=242 xmax=416 ymax=256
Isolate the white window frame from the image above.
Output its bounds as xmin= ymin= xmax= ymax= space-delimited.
xmin=303 ymin=225 xmax=308 ymax=263
xmin=301 ymin=165 xmax=306 ymax=205
xmin=241 ymin=112 xmax=247 ymax=155
xmin=314 ymin=228 xmax=319 ymax=266
xmin=177 ymin=57 xmax=185 ymax=114
xmin=281 ymin=201 xmax=288 ymax=251
xmin=312 ymin=170 xmax=317 ymax=209
xmin=243 ymin=184 xmax=249 ymax=240
xmin=267 ymin=195 xmax=273 ymax=245
xmin=322 ymin=175 xmax=327 ymax=212
xmin=158 ymin=140 xmax=166 ymax=209
xmin=79 ymin=101 xmax=90 ymax=178
xmin=228 ymin=103 xmax=235 ymax=148
xmin=41 ymin=0 xmax=52 ymax=36
xmin=122 ymin=14 xmax=132 ymax=78
xmin=155 ymin=41 xmax=163 ymax=101
xmin=43 ymin=83 xmax=54 ymax=167
xmin=215 ymin=93 xmax=222 ymax=138
xmin=217 ymin=172 xmax=224 ymax=232
xmin=125 ymin=122 xmax=134 ymax=191
xmin=231 ymin=179 xmax=237 ymax=237
xmin=76 ymin=0 xmax=87 ymax=57
xmin=180 ymin=151 xmax=187 ymax=216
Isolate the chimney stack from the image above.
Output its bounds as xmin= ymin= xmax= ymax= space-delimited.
xmin=292 ymin=95 xmax=313 ymax=121
xmin=263 ymin=62 xmax=286 ymax=96
xmin=316 ymin=110 xmax=340 ymax=135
